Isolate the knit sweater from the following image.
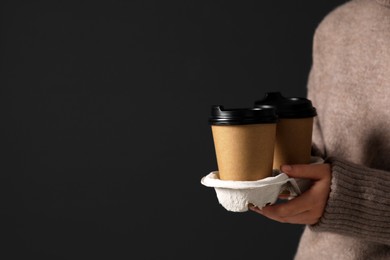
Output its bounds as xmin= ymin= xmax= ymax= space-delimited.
xmin=294 ymin=0 xmax=390 ymax=259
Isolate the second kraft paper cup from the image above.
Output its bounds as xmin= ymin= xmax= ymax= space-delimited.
xmin=209 ymin=105 xmax=278 ymax=181
xmin=254 ymin=92 xmax=317 ymax=170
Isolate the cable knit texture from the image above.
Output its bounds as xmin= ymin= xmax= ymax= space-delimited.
xmin=294 ymin=0 xmax=390 ymax=259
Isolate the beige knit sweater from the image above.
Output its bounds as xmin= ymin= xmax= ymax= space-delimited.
xmin=294 ymin=0 xmax=390 ymax=259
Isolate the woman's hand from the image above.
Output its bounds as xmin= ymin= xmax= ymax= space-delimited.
xmin=249 ymin=163 xmax=331 ymax=225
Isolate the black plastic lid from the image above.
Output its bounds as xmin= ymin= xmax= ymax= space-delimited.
xmin=209 ymin=105 xmax=278 ymax=125
xmin=254 ymin=92 xmax=317 ymax=118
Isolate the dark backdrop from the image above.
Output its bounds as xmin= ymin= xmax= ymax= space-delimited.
xmin=1 ymin=1 xmax=347 ymax=259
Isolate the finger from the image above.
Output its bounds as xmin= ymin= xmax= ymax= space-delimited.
xmin=278 ymin=194 xmax=291 ymax=200
xmin=253 ymin=206 xmax=321 ymax=225
xmin=271 ymin=210 xmax=320 ymax=225
xmin=277 ymin=189 xmax=291 ymax=200
xmin=280 ymin=163 xmax=330 ymax=180
xmin=249 ymin=203 xmax=320 ymax=225
xmin=249 ymin=205 xmax=262 ymax=214
xmin=261 ymin=190 xmax=316 ymax=218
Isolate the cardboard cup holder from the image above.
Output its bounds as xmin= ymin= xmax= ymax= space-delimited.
xmin=200 ymin=156 xmax=324 ymax=212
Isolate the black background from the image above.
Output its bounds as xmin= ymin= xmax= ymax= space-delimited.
xmin=1 ymin=1 xmax=347 ymax=259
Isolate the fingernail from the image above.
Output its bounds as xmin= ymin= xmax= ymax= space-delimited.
xmin=281 ymin=165 xmax=292 ymax=173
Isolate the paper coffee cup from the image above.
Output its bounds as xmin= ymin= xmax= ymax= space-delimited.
xmin=209 ymin=105 xmax=278 ymax=181
xmin=254 ymin=92 xmax=317 ymax=170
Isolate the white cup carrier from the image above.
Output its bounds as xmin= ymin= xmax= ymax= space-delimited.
xmin=201 ymin=156 xmax=324 ymax=212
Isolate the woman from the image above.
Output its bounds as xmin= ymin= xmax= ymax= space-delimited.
xmin=250 ymin=0 xmax=390 ymax=259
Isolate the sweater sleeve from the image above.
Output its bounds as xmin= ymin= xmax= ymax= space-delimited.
xmin=310 ymin=157 xmax=390 ymax=245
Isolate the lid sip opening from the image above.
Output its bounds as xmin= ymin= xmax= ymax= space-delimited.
xmin=209 ymin=105 xmax=278 ymax=125
xmin=254 ymin=92 xmax=317 ymax=119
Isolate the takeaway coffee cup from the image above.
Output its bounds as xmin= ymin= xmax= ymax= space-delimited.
xmin=254 ymin=92 xmax=317 ymax=169
xmin=209 ymin=105 xmax=278 ymax=181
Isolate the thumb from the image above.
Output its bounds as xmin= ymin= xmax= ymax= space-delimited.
xmin=280 ymin=163 xmax=330 ymax=180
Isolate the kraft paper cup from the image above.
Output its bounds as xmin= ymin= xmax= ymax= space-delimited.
xmin=254 ymin=92 xmax=317 ymax=170
xmin=209 ymin=105 xmax=278 ymax=181
xmin=273 ymin=117 xmax=314 ymax=168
